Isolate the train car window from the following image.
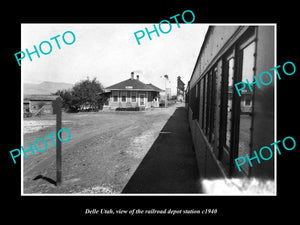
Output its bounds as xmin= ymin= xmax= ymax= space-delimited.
xmin=206 ymin=72 xmax=212 ymax=136
xmin=226 ymin=58 xmax=234 ymax=150
xmin=191 ymin=84 xmax=199 ymax=120
xmin=197 ymin=81 xmax=201 ymax=122
xmin=195 ymin=82 xmax=200 ymax=120
xmin=191 ymin=85 xmax=196 ymax=119
xmin=237 ymin=41 xmax=256 ymax=175
xmin=219 ymin=50 xmax=235 ymax=175
xmin=209 ymin=67 xmax=217 ymax=143
xmin=200 ymin=78 xmax=204 ymax=128
xmin=203 ymin=75 xmax=207 ymax=131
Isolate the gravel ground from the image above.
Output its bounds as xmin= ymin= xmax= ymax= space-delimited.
xmin=22 ymin=105 xmax=178 ymax=194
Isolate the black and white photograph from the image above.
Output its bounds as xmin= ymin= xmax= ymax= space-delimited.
xmin=20 ymin=24 xmax=276 ymax=195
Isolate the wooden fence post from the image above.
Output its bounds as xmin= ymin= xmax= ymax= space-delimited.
xmin=53 ymin=97 xmax=63 ymax=186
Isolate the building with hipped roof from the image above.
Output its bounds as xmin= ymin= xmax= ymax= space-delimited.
xmin=101 ymin=72 xmax=163 ymax=110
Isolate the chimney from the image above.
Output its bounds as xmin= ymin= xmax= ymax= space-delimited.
xmin=131 ymin=72 xmax=134 ymax=80
xmin=136 ymin=75 xmax=139 ymax=80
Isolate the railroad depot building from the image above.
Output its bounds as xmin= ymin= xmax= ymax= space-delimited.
xmin=102 ymin=72 xmax=163 ymax=110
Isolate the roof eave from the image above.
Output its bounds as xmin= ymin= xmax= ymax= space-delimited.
xmin=106 ymin=89 xmax=160 ymax=92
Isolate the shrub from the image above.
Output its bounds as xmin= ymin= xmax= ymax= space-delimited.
xmin=115 ymin=107 xmax=141 ymax=111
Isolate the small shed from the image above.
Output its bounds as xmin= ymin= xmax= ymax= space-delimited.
xmin=24 ymin=95 xmax=59 ymax=116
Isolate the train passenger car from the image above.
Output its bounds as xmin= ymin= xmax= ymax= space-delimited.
xmin=186 ymin=25 xmax=275 ymax=179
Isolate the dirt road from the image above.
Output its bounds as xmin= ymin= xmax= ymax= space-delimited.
xmin=23 ymin=105 xmax=179 ymax=194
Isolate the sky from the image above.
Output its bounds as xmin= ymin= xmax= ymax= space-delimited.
xmin=21 ymin=24 xmax=208 ymax=95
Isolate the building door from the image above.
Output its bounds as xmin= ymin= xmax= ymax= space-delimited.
xmin=139 ymin=94 xmax=145 ymax=106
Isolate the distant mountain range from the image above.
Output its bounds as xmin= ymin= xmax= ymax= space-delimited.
xmin=24 ymin=81 xmax=73 ymax=95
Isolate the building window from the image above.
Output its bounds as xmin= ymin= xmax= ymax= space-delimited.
xmin=245 ymin=97 xmax=251 ymax=106
xmin=139 ymin=94 xmax=145 ymax=105
xmin=132 ymin=92 xmax=136 ymax=102
xmin=113 ymin=95 xmax=118 ymax=102
xmin=121 ymin=91 xmax=127 ymax=102
xmin=127 ymin=91 xmax=131 ymax=102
